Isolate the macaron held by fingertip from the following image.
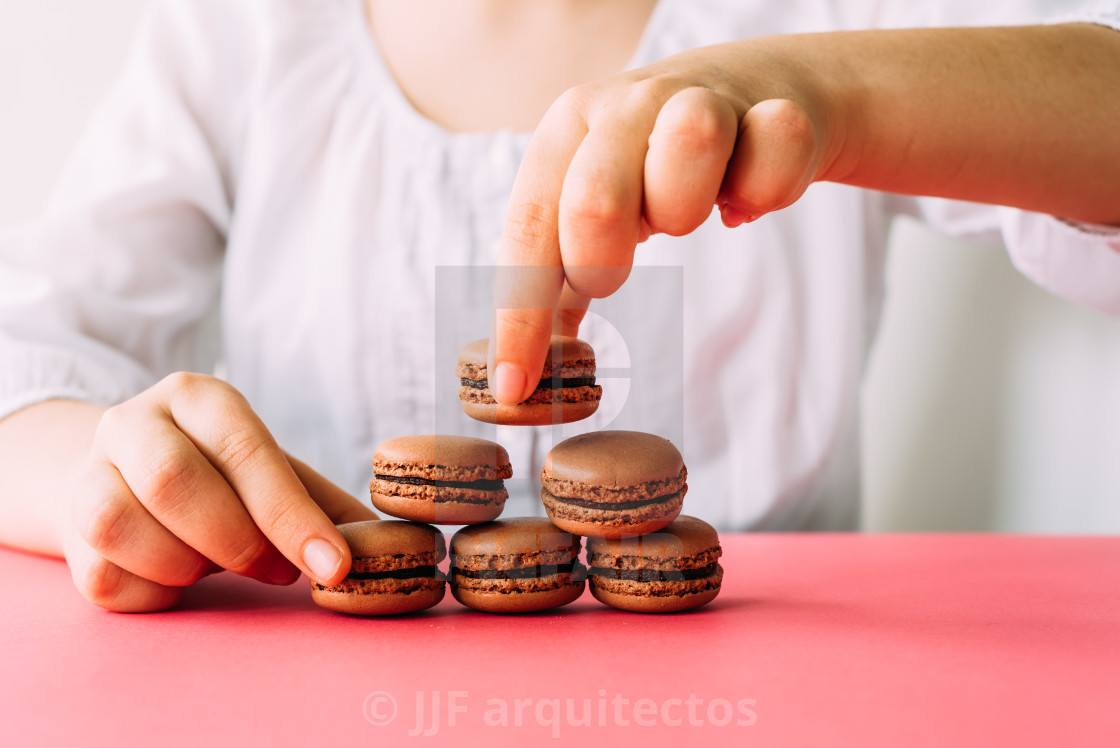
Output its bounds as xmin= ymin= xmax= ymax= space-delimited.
xmin=310 ymin=520 xmax=446 ymax=616
xmin=456 ymin=336 xmax=602 ymax=425
xmin=450 ymin=517 xmax=586 ymax=613
xmin=370 ymin=435 xmax=512 ymax=525
xmin=587 ymin=515 xmax=723 ymax=613
xmin=541 ymin=430 xmax=686 ymax=538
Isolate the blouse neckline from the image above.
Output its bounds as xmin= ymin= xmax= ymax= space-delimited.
xmin=346 ymin=0 xmax=670 ymax=142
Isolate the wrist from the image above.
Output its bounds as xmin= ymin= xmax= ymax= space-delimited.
xmin=0 ymin=399 xmax=104 ymax=557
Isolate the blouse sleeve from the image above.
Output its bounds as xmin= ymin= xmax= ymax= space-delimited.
xmin=874 ymin=0 xmax=1120 ymax=316
xmin=1010 ymin=2 xmax=1120 ymax=314
xmin=0 ymin=0 xmax=244 ymax=420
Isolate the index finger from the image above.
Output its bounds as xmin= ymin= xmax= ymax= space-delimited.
xmin=162 ymin=376 xmax=355 ymax=586
xmin=491 ymin=92 xmax=588 ymax=405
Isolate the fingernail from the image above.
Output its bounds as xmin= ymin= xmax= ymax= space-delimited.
xmin=721 ymin=206 xmax=755 ymax=228
xmin=492 ymin=362 xmax=528 ymax=405
xmin=264 ymin=558 xmax=301 ymax=586
xmin=302 ymin=538 xmax=343 ymax=584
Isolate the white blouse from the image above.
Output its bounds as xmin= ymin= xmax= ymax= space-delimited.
xmin=2 ymin=0 xmax=1119 ymax=530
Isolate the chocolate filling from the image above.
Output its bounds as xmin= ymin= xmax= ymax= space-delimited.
xmin=348 ymin=566 xmax=439 ymax=581
xmin=589 ymin=563 xmax=718 ymax=582
xmin=374 ymin=474 xmax=505 ymax=491
xmin=460 ymin=377 xmax=596 ymax=391
xmin=545 ymin=488 xmax=683 ymax=511
xmin=451 ymin=560 xmax=578 ymax=580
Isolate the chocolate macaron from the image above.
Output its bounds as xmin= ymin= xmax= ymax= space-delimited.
xmin=310 ymin=520 xmax=446 ymax=615
xmin=370 ymin=435 xmax=512 ymax=524
xmin=586 ymin=515 xmax=723 ymax=613
xmin=540 ymin=430 xmax=687 ymax=538
xmin=456 ymin=336 xmax=602 ymax=425
xmin=449 ymin=518 xmax=586 ymax=613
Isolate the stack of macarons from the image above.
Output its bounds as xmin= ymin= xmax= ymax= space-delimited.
xmin=312 ymin=432 xmax=586 ymax=616
xmin=540 ymin=430 xmax=722 ymax=613
xmin=309 ymin=335 xmax=722 ymax=616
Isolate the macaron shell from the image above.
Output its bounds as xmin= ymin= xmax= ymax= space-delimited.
xmin=459 ymin=398 xmax=599 ymax=426
xmin=370 ymin=490 xmax=505 ymax=525
xmin=311 ymin=583 xmax=446 ymax=615
xmin=542 ymin=430 xmax=685 ymax=489
xmin=588 ymin=566 xmax=723 ymax=613
xmin=451 ymin=575 xmax=585 ymax=613
xmin=335 ymin=520 xmax=447 ymax=561
xmin=450 ymin=517 xmax=581 ymax=557
xmin=372 ymin=434 xmax=512 ymax=481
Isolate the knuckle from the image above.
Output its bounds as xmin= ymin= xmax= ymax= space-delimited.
xmin=160 ymin=370 xmax=210 ymax=396
xmin=212 ymin=426 xmax=268 ymax=476
xmin=621 ymin=74 xmax=676 ymax=109
xmin=663 ymin=90 xmax=730 ymax=148
xmin=139 ymin=447 xmax=200 ymax=518
xmin=77 ymin=556 xmax=127 ymax=610
xmin=94 ymin=402 xmax=131 ymax=445
xmin=767 ymin=98 xmax=815 ymax=142
xmin=562 ymin=180 xmax=630 ymax=236
xmin=504 ymin=201 xmax=557 ymax=256
xmin=161 ymin=371 xmax=243 ymax=411
xmin=79 ymin=493 xmax=133 ymax=555
xmin=538 ymin=85 xmax=594 ymax=139
xmin=256 ymin=495 xmax=301 ymax=538
xmin=551 ymin=84 xmax=590 ymax=116
xmin=222 ymin=535 xmax=273 ymax=577
xmin=162 ymin=371 xmax=213 ymax=394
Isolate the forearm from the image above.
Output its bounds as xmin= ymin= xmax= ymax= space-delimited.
xmin=813 ymin=23 xmax=1119 ymax=223
xmin=696 ymin=23 xmax=1120 ymax=224
xmin=0 ymin=400 xmax=103 ymax=557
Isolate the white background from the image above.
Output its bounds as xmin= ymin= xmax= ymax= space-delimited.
xmin=2 ymin=0 xmax=1119 ymax=532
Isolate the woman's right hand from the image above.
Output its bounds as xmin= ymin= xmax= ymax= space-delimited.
xmin=63 ymin=372 xmax=377 ymax=612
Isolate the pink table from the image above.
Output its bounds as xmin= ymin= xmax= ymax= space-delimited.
xmin=2 ymin=535 xmax=1118 ymax=747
